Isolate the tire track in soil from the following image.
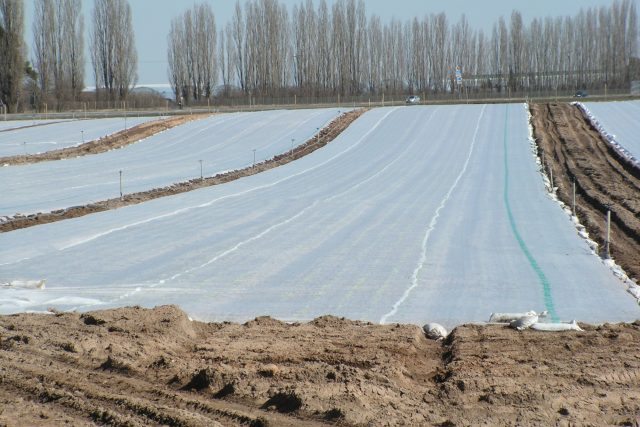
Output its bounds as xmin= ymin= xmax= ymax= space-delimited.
xmin=0 ymin=109 xmax=366 ymax=233
xmin=0 ymin=333 xmax=323 ymax=426
xmin=530 ymin=102 xmax=640 ymax=281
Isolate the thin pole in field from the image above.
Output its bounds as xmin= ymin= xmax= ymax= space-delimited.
xmin=199 ymin=160 xmax=203 ymax=181
xmin=605 ymin=208 xmax=611 ymax=259
xmin=572 ymin=180 xmax=576 ymax=216
xmin=119 ymin=170 xmax=123 ymax=199
xmin=252 ymin=149 xmax=256 ymax=169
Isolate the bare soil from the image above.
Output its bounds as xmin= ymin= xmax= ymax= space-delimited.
xmin=0 ymin=305 xmax=638 ymax=426
xmin=0 ymin=114 xmax=208 ymax=166
xmin=530 ymin=103 xmax=640 ymax=281
xmin=0 ymin=109 xmax=365 ymax=233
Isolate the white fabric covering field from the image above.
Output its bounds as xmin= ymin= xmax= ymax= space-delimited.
xmin=0 ymin=104 xmax=637 ymax=327
xmin=0 ymin=109 xmax=343 ymax=217
xmin=0 ymin=116 xmax=156 ymax=157
xmin=583 ymin=100 xmax=640 ymax=160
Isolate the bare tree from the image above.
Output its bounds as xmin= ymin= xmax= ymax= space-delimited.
xmin=90 ymin=0 xmax=137 ymax=102
xmin=167 ymin=17 xmax=187 ymax=104
xmin=62 ymin=0 xmax=84 ymax=102
xmin=218 ymin=26 xmax=229 ymax=94
xmin=0 ymin=0 xmax=24 ymax=112
xmin=230 ymin=0 xmax=246 ymax=92
xmin=33 ymin=0 xmax=84 ymax=109
xmin=509 ymin=11 xmax=524 ymax=90
xmin=168 ymin=3 xmax=217 ymax=105
xmin=32 ymin=0 xmax=54 ymax=106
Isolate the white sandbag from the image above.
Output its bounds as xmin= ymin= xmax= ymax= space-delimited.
xmin=423 ymin=323 xmax=448 ymax=340
xmin=489 ymin=310 xmax=547 ymax=323
xmin=510 ymin=314 xmax=539 ymax=331
xmin=1 ymin=279 xmax=46 ymax=289
xmin=531 ymin=320 xmax=583 ymax=332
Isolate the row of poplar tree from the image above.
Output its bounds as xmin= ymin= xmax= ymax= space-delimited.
xmin=172 ymin=0 xmax=638 ymax=104
xmin=0 ymin=0 xmax=638 ymax=112
xmin=0 ymin=0 xmax=135 ymax=112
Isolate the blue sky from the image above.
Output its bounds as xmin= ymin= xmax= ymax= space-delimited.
xmin=24 ymin=0 xmax=625 ymax=86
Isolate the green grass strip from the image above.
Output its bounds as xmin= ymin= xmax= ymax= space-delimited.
xmin=502 ymin=104 xmax=559 ymax=322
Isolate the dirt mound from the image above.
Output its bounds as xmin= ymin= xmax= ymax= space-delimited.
xmin=1 ymin=305 xmax=639 ymax=425
xmin=530 ymin=103 xmax=640 ymax=281
xmin=0 ymin=109 xmax=366 ymax=233
xmin=0 ymin=114 xmax=208 ymax=166
xmin=309 ymin=315 xmax=371 ymax=328
xmin=243 ymin=316 xmax=288 ymax=328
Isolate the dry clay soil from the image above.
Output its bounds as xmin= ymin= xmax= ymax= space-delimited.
xmin=0 ymin=305 xmax=639 ymax=426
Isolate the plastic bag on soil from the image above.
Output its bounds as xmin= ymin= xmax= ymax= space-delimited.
xmin=531 ymin=320 xmax=583 ymax=332
xmin=489 ymin=310 xmax=547 ymax=323
xmin=510 ymin=314 xmax=539 ymax=331
xmin=423 ymin=323 xmax=447 ymax=340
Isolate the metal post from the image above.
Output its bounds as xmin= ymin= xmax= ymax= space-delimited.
xmin=119 ymin=170 xmax=123 ymax=199
xmin=316 ymin=127 xmax=320 ymax=145
xmin=23 ymin=141 xmax=26 ymax=156
xmin=199 ymin=160 xmax=203 ymax=180
xmin=81 ymin=130 xmax=84 ymax=144
xmin=572 ymin=180 xmax=576 ymax=216
xmin=290 ymin=138 xmax=295 ymax=157
xmin=550 ymin=167 xmax=554 ymax=190
xmin=605 ymin=208 xmax=611 ymax=259
xmin=252 ymin=149 xmax=256 ymax=169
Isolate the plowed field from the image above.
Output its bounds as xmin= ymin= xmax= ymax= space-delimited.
xmin=1 ymin=306 xmax=639 ymax=426
xmin=530 ymin=103 xmax=640 ymax=281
